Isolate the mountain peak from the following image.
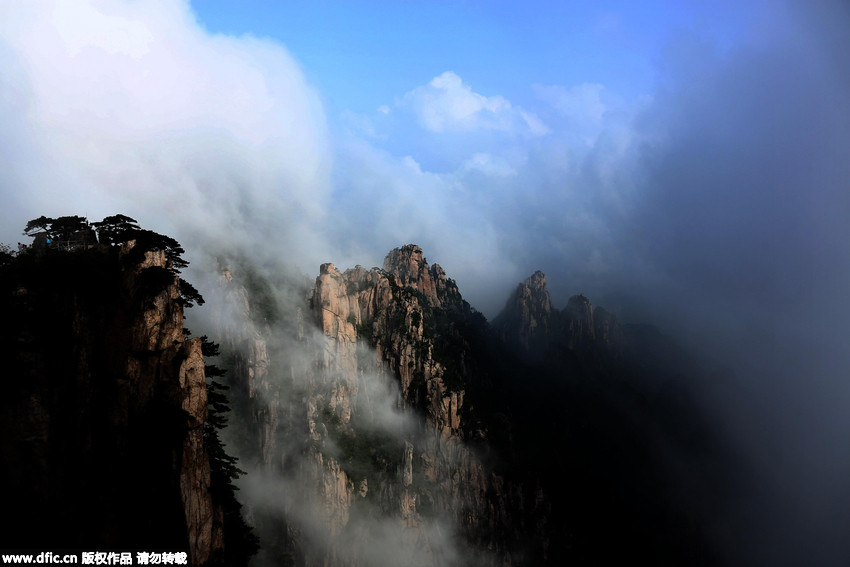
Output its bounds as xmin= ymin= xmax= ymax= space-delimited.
xmin=493 ymin=271 xmax=554 ymax=357
xmin=561 ymin=294 xmax=596 ymax=348
xmin=383 ymin=244 xmax=427 ymax=280
xmin=514 ymin=270 xmax=553 ymax=314
xmin=382 ymin=244 xmax=461 ymax=309
xmin=525 ymin=270 xmax=548 ymax=296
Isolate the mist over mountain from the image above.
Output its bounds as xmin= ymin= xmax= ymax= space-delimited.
xmin=1 ymin=1 xmax=849 ymax=565
xmin=1 ymin=231 xmax=730 ymax=565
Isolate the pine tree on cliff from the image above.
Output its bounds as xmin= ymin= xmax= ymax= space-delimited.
xmin=4 ymin=213 xmax=258 ymax=560
xmin=200 ymin=336 xmax=260 ymax=566
xmin=91 ymin=214 xmax=140 ymax=246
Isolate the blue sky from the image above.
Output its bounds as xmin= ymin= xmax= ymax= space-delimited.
xmin=0 ymin=0 xmax=846 ymax=325
xmin=0 ymin=0 xmax=845 ymax=318
xmin=1 ymin=2 xmax=850 ymax=563
xmin=179 ymin=0 xmax=771 ymax=313
xmin=191 ymin=1 xmax=754 ymax=116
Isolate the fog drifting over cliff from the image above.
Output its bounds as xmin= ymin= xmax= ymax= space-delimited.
xmin=0 ymin=0 xmax=332 ymax=270
xmin=1 ymin=1 xmax=849 ymax=564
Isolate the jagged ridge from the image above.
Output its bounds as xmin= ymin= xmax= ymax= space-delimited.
xmin=215 ymin=243 xmax=726 ymax=566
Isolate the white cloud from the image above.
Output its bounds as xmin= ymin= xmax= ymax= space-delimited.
xmin=340 ymin=109 xmax=377 ymax=138
xmin=327 ymin=137 xmax=520 ymax=315
xmin=535 ymin=82 xmax=607 ymax=122
xmin=533 ymin=82 xmax=617 ymax=147
xmin=461 ymin=153 xmax=517 ymax=177
xmin=329 ymin=75 xmax=643 ymax=314
xmin=0 ymin=2 xmax=636 ymax=318
xmin=0 ymin=0 xmax=331 ymax=271
xmin=519 ymin=108 xmax=550 ymax=136
xmin=400 ymin=71 xmax=547 ymax=136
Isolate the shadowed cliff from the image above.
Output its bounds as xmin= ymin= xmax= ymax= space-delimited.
xmin=0 ymin=230 xmax=738 ymax=565
xmin=211 ymin=244 xmax=733 ymax=565
xmin=0 ymin=219 xmax=256 ymax=566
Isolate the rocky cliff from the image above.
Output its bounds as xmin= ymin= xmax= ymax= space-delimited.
xmin=494 ymin=271 xmax=623 ymax=361
xmin=312 ymin=248 xmax=514 ymax=538
xmin=491 ymin=271 xmax=553 ymax=358
xmin=211 ymin=245 xmax=725 ymax=566
xmin=492 ymin=269 xmax=722 ymax=565
xmin=0 ymin=239 xmax=237 ymax=565
xmin=214 ymin=245 xmax=535 ymax=566
xmin=0 ymin=222 xmax=726 ymax=565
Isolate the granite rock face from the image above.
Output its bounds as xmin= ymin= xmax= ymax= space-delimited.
xmin=216 ymin=245 xmax=524 ymax=566
xmin=0 ymin=243 xmax=223 ymax=565
xmin=197 ymin=242 xmax=722 ymax=566
xmin=0 ymin=218 xmax=724 ymax=565
xmin=120 ymin=243 xmax=222 ymax=564
xmin=492 ymin=270 xmax=553 ymax=358
xmin=494 ymin=271 xmax=624 ymax=361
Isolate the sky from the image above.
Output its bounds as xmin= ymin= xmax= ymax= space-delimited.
xmin=1 ymin=1 xmax=850 ymax=563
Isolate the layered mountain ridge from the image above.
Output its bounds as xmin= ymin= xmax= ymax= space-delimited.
xmin=215 ymin=244 xmax=533 ymax=566
xmin=215 ymin=243 xmax=724 ymax=566
xmin=493 ymin=269 xmax=623 ymax=361
xmin=1 ymin=230 xmax=728 ymax=566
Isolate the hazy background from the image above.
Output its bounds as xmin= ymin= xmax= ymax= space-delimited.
xmin=1 ymin=1 xmax=849 ymax=564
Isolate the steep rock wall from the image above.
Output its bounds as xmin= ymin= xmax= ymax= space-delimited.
xmin=216 ymin=246 xmax=523 ymax=566
xmin=495 ymin=271 xmax=624 ymax=362
xmin=0 ymin=244 xmax=222 ymax=565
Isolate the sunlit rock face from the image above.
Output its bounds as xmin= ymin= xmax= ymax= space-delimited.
xmin=216 ymin=243 xmax=715 ymax=567
xmin=313 ymin=249 xmax=466 ymax=435
xmin=381 ymin=244 xmax=464 ymax=310
xmin=217 ymin=245 xmax=528 ymax=566
xmin=0 ymin=233 xmax=719 ymax=565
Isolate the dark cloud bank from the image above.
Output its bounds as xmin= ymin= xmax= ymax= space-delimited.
xmin=610 ymin=4 xmax=850 ymax=564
